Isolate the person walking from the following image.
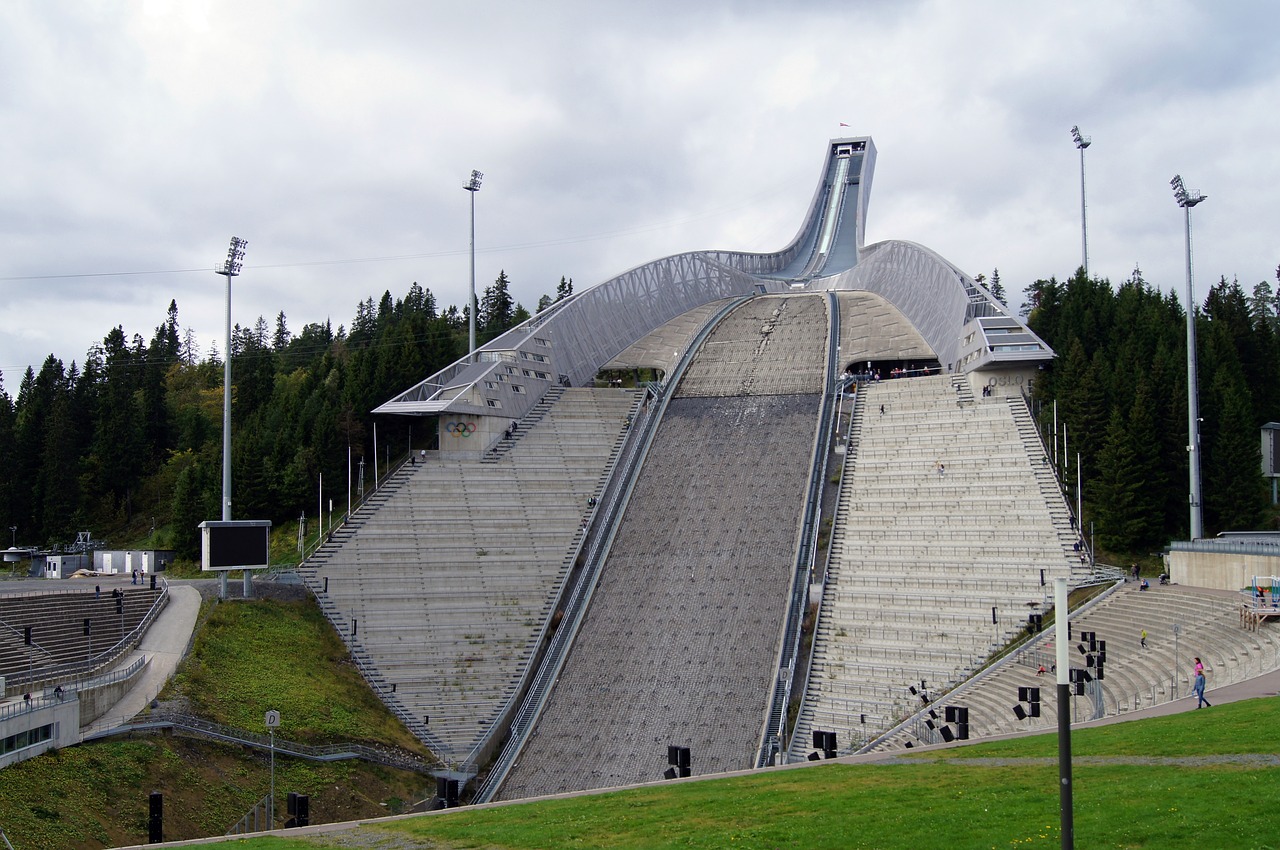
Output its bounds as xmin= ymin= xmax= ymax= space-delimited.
xmin=1193 ymin=657 xmax=1210 ymax=708
xmin=1140 ymin=629 xmax=1147 ymax=649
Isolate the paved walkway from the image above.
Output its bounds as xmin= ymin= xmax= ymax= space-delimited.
xmin=82 ymin=583 xmax=202 ymax=738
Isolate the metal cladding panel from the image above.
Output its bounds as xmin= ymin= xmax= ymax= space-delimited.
xmin=825 ymin=240 xmax=972 ymax=368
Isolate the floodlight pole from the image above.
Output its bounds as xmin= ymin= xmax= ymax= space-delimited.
xmin=215 ymin=237 xmax=247 ymax=600
xmin=1172 ymin=176 xmax=1206 ymax=540
xmin=1070 ymin=127 xmax=1091 ymax=276
xmin=465 ymin=170 xmax=484 ymax=362
xmin=1054 ymin=577 xmax=1074 ymax=849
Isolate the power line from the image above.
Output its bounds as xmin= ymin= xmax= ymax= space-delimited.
xmin=0 ymin=184 xmax=789 ymax=283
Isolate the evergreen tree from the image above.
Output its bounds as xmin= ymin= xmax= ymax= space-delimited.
xmin=555 ymin=276 xmax=573 ymax=302
xmin=989 ymin=268 xmax=1006 ymax=307
xmin=91 ymin=327 xmax=146 ymax=520
xmin=1204 ymin=365 xmax=1266 ymax=532
xmin=1093 ymin=407 xmax=1136 ymax=552
xmin=0 ymin=374 xmax=15 ymax=537
xmin=480 ymin=271 xmax=515 ymax=336
xmin=273 ymin=311 xmax=291 ymax=351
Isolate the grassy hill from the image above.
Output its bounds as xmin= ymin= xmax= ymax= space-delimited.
xmin=139 ymin=695 xmax=1280 ymax=849
xmin=0 ymin=586 xmax=435 ymax=849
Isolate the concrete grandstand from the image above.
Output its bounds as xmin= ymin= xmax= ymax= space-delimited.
xmin=302 ymin=135 xmax=1103 ymax=799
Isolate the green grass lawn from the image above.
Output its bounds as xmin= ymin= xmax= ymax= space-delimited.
xmin=0 ymin=595 xmax=433 ymax=849
xmin=167 ymin=595 xmax=429 ymax=753
xmin=170 ymin=696 xmax=1280 ymax=850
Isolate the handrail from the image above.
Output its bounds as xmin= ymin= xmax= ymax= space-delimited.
xmin=226 ymin=794 xmax=273 ymax=836
xmin=86 ymin=711 xmax=436 ymax=773
xmin=1016 ymin=388 xmax=1091 ymax=564
xmin=784 ymin=384 xmax=862 ymax=762
xmin=756 ymin=290 xmax=841 ymax=767
xmin=291 ymin=450 xmax=417 ymax=568
xmin=4 ymin=579 xmax=169 ymax=693
xmin=859 ymin=579 xmax=1126 ymax=754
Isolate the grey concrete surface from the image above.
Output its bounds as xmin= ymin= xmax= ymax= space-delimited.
xmin=81 ymin=582 xmax=202 ymax=737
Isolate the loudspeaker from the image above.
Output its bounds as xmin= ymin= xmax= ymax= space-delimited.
xmin=945 ymin=706 xmax=958 ymax=723
xmin=1095 ymin=663 xmax=1105 ymax=681
xmin=677 ymin=747 xmax=691 ymax=769
xmin=1013 ymin=704 xmax=1027 ymax=720
xmin=1029 ymin=703 xmax=1041 ymax=718
xmin=678 ymin=765 xmax=691 ymax=778
xmin=665 ymin=766 xmax=679 ymax=778
xmin=1018 ymin=686 xmax=1030 ymax=702
xmin=23 ymin=626 xmax=31 ymax=645
xmin=295 ymin=794 xmax=309 ymax=828
xmin=83 ymin=618 xmax=91 ymax=636
xmin=957 ymin=723 xmax=970 ymax=740
xmin=149 ymin=791 xmax=163 ymax=844
xmin=1028 ymin=687 xmax=1040 ymax=703
xmin=287 ymin=792 xmax=297 ymax=816
xmin=669 ymin=745 xmax=682 ymax=765
xmin=436 ymin=777 xmax=459 ymax=807
xmin=1074 ymin=681 xmax=1085 ymax=696
xmin=939 ymin=726 xmax=954 ymax=743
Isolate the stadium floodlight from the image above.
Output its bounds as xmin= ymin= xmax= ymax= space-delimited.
xmin=1171 ymin=175 xmax=1206 ymax=539
xmin=1070 ymin=126 xmax=1091 ymax=275
xmin=214 ymin=236 xmax=246 ymax=600
xmin=214 ymin=237 xmax=247 ymax=523
xmin=465 ymin=170 xmax=484 ymax=362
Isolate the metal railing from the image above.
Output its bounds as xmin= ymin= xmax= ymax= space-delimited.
xmin=227 ymin=794 xmax=273 ymax=836
xmin=862 ymin=579 xmax=1125 ymax=753
xmin=87 ymin=711 xmax=434 ymax=774
xmin=4 ymin=579 xmax=169 ymax=694
xmin=756 ymin=290 xmax=842 ymax=767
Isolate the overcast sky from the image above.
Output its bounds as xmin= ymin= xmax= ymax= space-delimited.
xmin=1 ymin=1 xmax=1277 ymax=387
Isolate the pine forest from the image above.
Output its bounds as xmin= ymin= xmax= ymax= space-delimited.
xmin=0 ymin=264 xmax=1274 ymax=566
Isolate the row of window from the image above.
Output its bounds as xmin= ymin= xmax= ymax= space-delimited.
xmin=2 ymin=723 xmax=52 ymax=756
xmin=483 ymin=359 xmax=554 ymax=409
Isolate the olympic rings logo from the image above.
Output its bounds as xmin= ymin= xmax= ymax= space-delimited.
xmin=445 ymin=421 xmax=477 ymax=438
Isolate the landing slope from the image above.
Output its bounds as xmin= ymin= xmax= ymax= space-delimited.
xmin=496 ymin=294 xmax=828 ymax=798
